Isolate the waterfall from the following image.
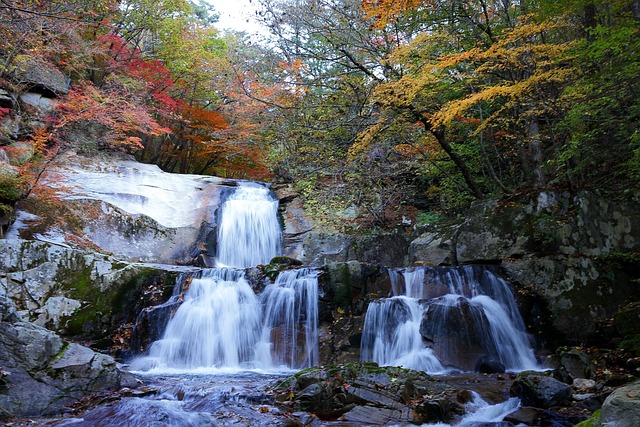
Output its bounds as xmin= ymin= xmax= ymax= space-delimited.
xmin=361 ymin=266 xmax=538 ymax=373
xmin=132 ymin=183 xmax=319 ymax=372
xmin=361 ymin=296 xmax=445 ymax=373
xmin=260 ymin=268 xmax=320 ymax=368
xmin=216 ymin=183 xmax=281 ymax=268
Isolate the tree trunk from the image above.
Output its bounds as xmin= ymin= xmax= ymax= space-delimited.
xmin=429 ymin=124 xmax=484 ymax=199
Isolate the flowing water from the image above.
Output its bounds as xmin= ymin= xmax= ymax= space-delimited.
xmin=361 ymin=265 xmax=538 ymax=373
xmin=216 ymin=183 xmax=281 ymax=268
xmin=18 ymin=182 xmax=538 ymax=426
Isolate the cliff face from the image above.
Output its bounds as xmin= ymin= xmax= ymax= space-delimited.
xmin=280 ymin=187 xmax=640 ymax=352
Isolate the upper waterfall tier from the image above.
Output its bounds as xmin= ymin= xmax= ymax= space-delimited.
xmin=216 ymin=183 xmax=281 ymax=268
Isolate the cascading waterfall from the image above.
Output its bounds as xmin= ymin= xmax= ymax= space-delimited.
xmin=132 ymin=183 xmax=319 ymax=372
xmin=260 ymin=268 xmax=319 ymax=368
xmin=361 ymin=265 xmax=538 ymax=373
xmin=216 ymin=183 xmax=281 ymax=268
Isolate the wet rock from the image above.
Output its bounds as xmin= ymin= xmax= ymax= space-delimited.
xmin=600 ymin=380 xmax=640 ymax=427
xmin=340 ymin=405 xmax=414 ymax=424
xmin=476 ymin=356 xmax=506 ymax=374
xmin=420 ymin=296 xmax=496 ymax=371
xmin=273 ymin=363 xmax=457 ymax=424
xmin=504 ymin=406 xmax=544 ymax=425
xmin=509 ymin=372 xmax=572 ymax=408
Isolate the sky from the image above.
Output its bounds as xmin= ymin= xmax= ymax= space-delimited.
xmin=206 ymin=0 xmax=266 ymax=36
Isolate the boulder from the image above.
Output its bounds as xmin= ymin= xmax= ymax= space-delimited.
xmin=273 ymin=363 xmax=459 ymax=424
xmin=600 ymin=381 xmax=640 ymax=427
xmin=510 ymin=372 xmax=572 ymax=408
xmin=13 ymin=56 xmax=69 ymax=96
xmin=0 ymin=322 xmax=131 ymax=417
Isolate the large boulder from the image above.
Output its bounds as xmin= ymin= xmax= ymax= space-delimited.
xmin=600 ymin=381 xmax=640 ymax=427
xmin=0 ymin=322 xmax=131 ymax=417
xmin=12 ymin=56 xmax=69 ymax=96
xmin=510 ymin=372 xmax=572 ymax=408
xmin=7 ymin=149 xmax=235 ymax=264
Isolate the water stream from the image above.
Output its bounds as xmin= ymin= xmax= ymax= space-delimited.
xmin=361 ymin=266 xmax=538 ymax=373
xmin=20 ymin=182 xmax=538 ymax=426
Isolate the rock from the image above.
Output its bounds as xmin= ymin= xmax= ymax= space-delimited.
xmin=408 ymin=231 xmax=456 ymax=266
xmin=340 ymin=405 xmax=414 ymax=424
xmin=509 ymin=372 xmax=572 ymax=408
xmin=8 ymin=149 xmax=228 ymax=264
xmin=0 ymin=88 xmax=15 ymax=108
xmin=13 ymin=56 xmax=69 ymax=96
xmin=19 ymin=92 xmax=57 ymax=114
xmin=573 ymin=378 xmax=597 ymax=393
xmin=476 ymin=356 xmax=506 ymax=374
xmin=0 ymin=322 xmax=127 ymax=417
xmin=555 ymin=347 xmax=598 ymax=382
xmin=600 ymin=380 xmax=640 ymax=427
xmin=420 ymin=296 xmax=496 ymax=371
xmin=504 ymin=406 xmax=544 ymax=425
xmin=0 ymin=239 xmax=189 ymax=342
xmin=274 ymin=363 xmax=454 ymax=424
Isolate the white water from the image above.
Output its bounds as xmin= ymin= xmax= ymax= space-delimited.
xmin=421 ymin=392 xmax=521 ymax=427
xmin=132 ymin=267 xmax=320 ymax=372
xmin=132 ymin=183 xmax=319 ymax=372
xmin=216 ymin=183 xmax=281 ymax=268
xmin=260 ymin=268 xmax=320 ymax=368
xmin=362 ymin=266 xmax=538 ymax=373
xmin=361 ymin=296 xmax=445 ymax=373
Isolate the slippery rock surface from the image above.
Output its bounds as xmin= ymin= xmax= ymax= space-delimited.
xmin=7 ymin=149 xmax=236 ymax=264
xmin=509 ymin=372 xmax=572 ymax=409
xmin=273 ymin=363 xmax=484 ymax=425
xmin=0 ymin=322 xmax=130 ymax=418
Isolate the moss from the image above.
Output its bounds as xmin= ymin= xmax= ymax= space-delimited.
xmin=334 ymin=264 xmax=352 ymax=309
xmin=55 ymin=260 xmax=179 ymax=339
xmin=573 ymin=409 xmax=600 ymax=427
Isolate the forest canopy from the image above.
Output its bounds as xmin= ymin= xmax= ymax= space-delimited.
xmin=1 ymin=0 xmax=638 ymax=229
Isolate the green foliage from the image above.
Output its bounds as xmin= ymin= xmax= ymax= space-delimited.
xmin=416 ymin=211 xmax=444 ymax=226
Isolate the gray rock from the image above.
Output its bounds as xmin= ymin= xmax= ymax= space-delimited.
xmin=600 ymin=381 xmax=640 ymax=427
xmin=13 ymin=56 xmax=69 ymax=95
xmin=408 ymin=231 xmax=455 ymax=266
xmin=510 ymin=373 xmax=572 ymax=408
xmin=0 ymin=322 xmax=126 ymax=417
xmin=20 ymin=92 xmax=57 ymax=114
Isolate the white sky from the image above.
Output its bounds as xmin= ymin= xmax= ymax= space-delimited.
xmin=206 ymin=0 xmax=266 ymax=36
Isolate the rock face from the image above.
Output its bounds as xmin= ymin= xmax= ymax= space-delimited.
xmin=8 ymin=150 xmax=237 ymax=264
xmin=0 ymin=239 xmax=189 ymax=341
xmin=600 ymin=380 xmax=640 ymax=427
xmin=408 ymin=190 xmax=640 ymax=348
xmin=0 ymin=321 xmax=130 ymax=418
